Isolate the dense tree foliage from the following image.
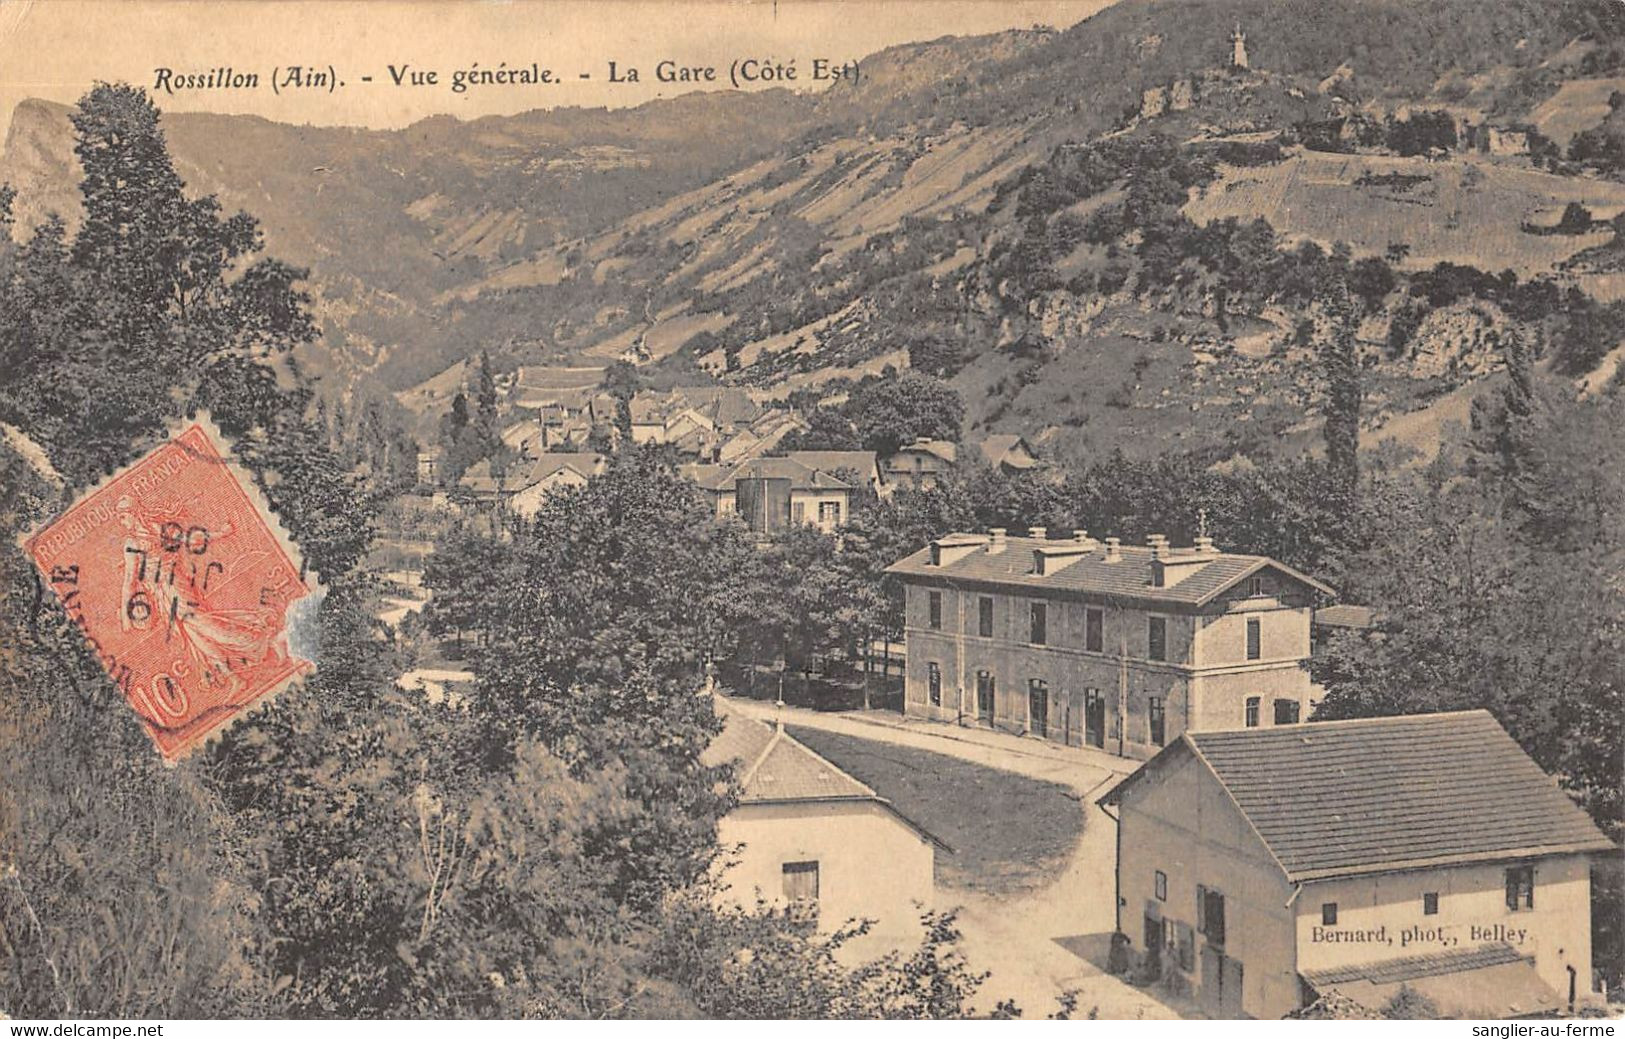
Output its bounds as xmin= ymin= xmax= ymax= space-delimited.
xmin=0 ymin=86 xmax=1018 ymax=1020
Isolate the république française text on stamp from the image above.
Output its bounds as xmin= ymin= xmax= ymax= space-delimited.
xmin=22 ymin=418 xmax=315 ymax=762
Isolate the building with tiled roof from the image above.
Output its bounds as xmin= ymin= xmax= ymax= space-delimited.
xmin=881 ymin=436 xmax=957 ymax=491
xmin=1097 ymin=711 xmax=1614 ymax=1018
xmin=780 ymin=450 xmax=884 ymax=496
xmin=628 ymin=386 xmax=764 ymax=458
xmin=457 ymin=452 xmax=605 ymax=517
xmin=974 ymin=433 xmax=1047 ymax=474
xmin=683 ymin=456 xmax=853 ymax=533
xmin=701 ymin=705 xmax=935 ymax=937
xmin=886 ymin=528 xmax=1334 ymax=757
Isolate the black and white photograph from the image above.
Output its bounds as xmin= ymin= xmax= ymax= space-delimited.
xmin=0 ymin=0 xmax=1621 ymax=1024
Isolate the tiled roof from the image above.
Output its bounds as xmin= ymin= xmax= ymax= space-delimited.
xmin=687 ymin=457 xmax=851 ymax=492
xmin=976 ymin=434 xmax=1042 ymax=469
xmin=632 ymin=387 xmax=762 ymax=428
xmin=885 ymin=440 xmax=956 ymax=465
xmin=459 ymin=453 xmax=603 ymax=494
xmin=1145 ymin=711 xmax=1616 ymax=881
xmin=501 ymin=420 xmax=545 ymax=448
xmin=1301 ymin=943 xmax=1526 ymax=988
xmin=886 ymin=534 xmax=1331 ymax=607
xmin=783 ymin=451 xmax=878 ymax=477
xmin=701 ymin=710 xmax=874 ymax=803
xmin=526 ymin=452 xmax=604 ymax=481
xmin=670 ymin=385 xmax=760 ymax=427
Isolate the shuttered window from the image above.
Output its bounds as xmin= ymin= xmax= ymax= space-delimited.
xmin=783 ymin=861 xmax=819 ymax=902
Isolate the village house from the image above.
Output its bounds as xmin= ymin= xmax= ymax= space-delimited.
xmin=457 ymin=452 xmax=606 ymax=517
xmin=717 ymin=410 xmax=812 ymax=465
xmin=702 ymin=705 xmax=935 ymax=941
xmin=415 ymin=448 xmax=442 ymax=487
xmin=974 ymin=433 xmax=1049 ymax=477
xmin=629 ymin=385 xmax=762 ymax=459
xmin=778 ymin=450 xmax=885 ymax=498
xmin=881 ymin=437 xmax=957 ymax=491
xmin=885 ymin=529 xmax=1333 ymax=759
xmin=1098 ymin=711 xmax=1615 ymax=1019
xmin=683 ymin=456 xmax=853 ymax=534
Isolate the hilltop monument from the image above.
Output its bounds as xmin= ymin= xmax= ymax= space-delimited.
xmin=1231 ymin=23 xmax=1249 ymax=69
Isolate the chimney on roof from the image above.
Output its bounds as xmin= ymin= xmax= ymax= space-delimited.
xmin=1154 ymin=536 xmax=1222 ymax=588
xmin=988 ymin=527 xmax=1007 ymax=553
xmin=930 ymin=533 xmax=989 ymax=567
xmin=1029 ymin=526 xmax=1047 ymax=541
xmin=914 ymin=435 xmax=934 ymax=446
xmin=1147 ymin=533 xmax=1169 ymax=561
xmin=1103 ymin=536 xmax=1122 ymax=562
xmin=1073 ymin=529 xmax=1090 ymax=543
xmin=1034 ymin=538 xmax=1094 ymax=576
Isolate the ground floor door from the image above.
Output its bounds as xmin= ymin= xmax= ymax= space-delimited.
xmin=976 ymin=671 xmax=995 ymax=723
xmin=1200 ymin=946 xmax=1244 ymax=1017
xmin=1028 ymin=680 xmax=1049 ymax=738
xmin=1200 ymin=945 xmax=1221 ymax=1014
xmin=1084 ymin=690 xmax=1105 ymax=748
xmin=1222 ymin=954 xmax=1245 ymax=1017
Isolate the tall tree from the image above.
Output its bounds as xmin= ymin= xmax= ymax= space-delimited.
xmin=849 ymin=374 xmax=964 ymax=457
xmin=1318 ymin=277 xmax=1362 ymax=519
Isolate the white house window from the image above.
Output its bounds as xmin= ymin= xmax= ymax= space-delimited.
xmin=1245 ymin=696 xmax=1260 ymax=728
xmin=783 ymin=860 xmax=820 ymax=912
xmin=927 ymin=591 xmax=942 ymax=630
xmin=817 ymin=500 xmax=840 ymax=526
xmin=1246 ymin=617 xmax=1261 ymax=660
xmin=927 ymin=662 xmax=942 ymax=707
xmin=1247 ymin=576 xmax=1265 ymax=597
xmin=1154 ymin=870 xmax=1167 ymax=901
xmin=1321 ymin=902 xmax=1338 ymax=926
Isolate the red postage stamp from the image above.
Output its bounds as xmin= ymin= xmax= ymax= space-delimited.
xmin=22 ymin=418 xmax=316 ymax=762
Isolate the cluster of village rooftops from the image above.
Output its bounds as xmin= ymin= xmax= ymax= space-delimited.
xmin=415 ymin=366 xmax=1033 ymax=528
xmin=706 ymin=527 xmax=1615 ymax=1019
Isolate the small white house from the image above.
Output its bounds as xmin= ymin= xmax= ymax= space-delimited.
xmin=702 ymin=705 xmax=936 ymax=942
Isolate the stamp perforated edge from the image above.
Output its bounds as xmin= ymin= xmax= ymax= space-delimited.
xmin=16 ymin=409 xmax=326 ymax=765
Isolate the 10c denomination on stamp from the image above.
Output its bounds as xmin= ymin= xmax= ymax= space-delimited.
xmin=22 ymin=418 xmax=315 ymax=762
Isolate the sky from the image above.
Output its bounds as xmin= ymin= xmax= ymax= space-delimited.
xmin=0 ymin=0 xmax=1115 ymax=147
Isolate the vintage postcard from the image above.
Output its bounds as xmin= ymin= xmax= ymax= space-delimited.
xmin=0 ymin=0 xmax=1620 ymax=1027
